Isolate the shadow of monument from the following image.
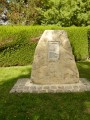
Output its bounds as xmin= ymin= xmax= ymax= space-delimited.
xmin=77 ymin=62 xmax=90 ymax=80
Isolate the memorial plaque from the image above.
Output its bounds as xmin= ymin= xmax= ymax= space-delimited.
xmin=48 ymin=41 xmax=60 ymax=61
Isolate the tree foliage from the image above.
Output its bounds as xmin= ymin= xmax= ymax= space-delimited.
xmin=40 ymin=0 xmax=90 ymax=26
xmin=1 ymin=0 xmax=90 ymax=26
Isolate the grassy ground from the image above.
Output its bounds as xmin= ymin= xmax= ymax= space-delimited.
xmin=0 ymin=62 xmax=90 ymax=120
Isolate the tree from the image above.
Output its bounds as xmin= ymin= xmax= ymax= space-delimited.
xmin=40 ymin=0 xmax=90 ymax=26
xmin=6 ymin=0 xmax=40 ymax=25
xmin=1 ymin=0 xmax=90 ymax=26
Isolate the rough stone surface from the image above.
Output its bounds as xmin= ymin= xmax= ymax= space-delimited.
xmin=31 ymin=30 xmax=79 ymax=84
xmin=10 ymin=78 xmax=90 ymax=93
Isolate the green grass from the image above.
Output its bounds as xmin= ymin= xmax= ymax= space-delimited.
xmin=0 ymin=62 xmax=90 ymax=120
xmin=0 ymin=66 xmax=31 ymax=85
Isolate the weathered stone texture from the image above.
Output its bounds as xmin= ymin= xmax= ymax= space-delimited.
xmin=31 ymin=30 xmax=79 ymax=84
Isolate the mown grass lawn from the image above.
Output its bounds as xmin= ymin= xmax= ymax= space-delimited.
xmin=0 ymin=62 xmax=90 ymax=120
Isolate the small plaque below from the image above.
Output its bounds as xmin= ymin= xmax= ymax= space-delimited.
xmin=48 ymin=41 xmax=60 ymax=61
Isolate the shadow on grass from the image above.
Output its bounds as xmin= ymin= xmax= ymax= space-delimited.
xmin=0 ymin=66 xmax=31 ymax=94
xmin=0 ymin=77 xmax=90 ymax=120
xmin=0 ymin=74 xmax=30 ymax=94
xmin=0 ymin=63 xmax=90 ymax=120
xmin=77 ymin=61 xmax=90 ymax=81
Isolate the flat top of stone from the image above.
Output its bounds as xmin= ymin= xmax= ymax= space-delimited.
xmin=41 ymin=30 xmax=67 ymax=41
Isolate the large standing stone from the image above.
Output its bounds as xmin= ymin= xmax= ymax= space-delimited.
xmin=31 ymin=30 xmax=79 ymax=84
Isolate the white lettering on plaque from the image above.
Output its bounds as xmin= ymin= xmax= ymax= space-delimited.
xmin=48 ymin=41 xmax=60 ymax=61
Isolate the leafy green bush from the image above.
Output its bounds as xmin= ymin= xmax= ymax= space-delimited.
xmin=0 ymin=26 xmax=89 ymax=66
xmin=88 ymin=29 xmax=90 ymax=58
xmin=36 ymin=0 xmax=90 ymax=26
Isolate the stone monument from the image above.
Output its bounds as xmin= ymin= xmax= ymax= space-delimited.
xmin=31 ymin=30 xmax=79 ymax=84
xmin=10 ymin=30 xmax=90 ymax=93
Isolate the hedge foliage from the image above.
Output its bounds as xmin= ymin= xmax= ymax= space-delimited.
xmin=0 ymin=26 xmax=89 ymax=66
xmin=88 ymin=29 xmax=90 ymax=58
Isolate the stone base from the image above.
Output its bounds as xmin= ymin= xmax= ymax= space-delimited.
xmin=10 ymin=78 xmax=90 ymax=93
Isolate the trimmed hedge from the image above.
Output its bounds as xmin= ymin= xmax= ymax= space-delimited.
xmin=0 ymin=26 xmax=89 ymax=66
xmin=88 ymin=29 xmax=90 ymax=58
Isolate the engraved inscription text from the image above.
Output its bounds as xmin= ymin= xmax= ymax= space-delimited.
xmin=48 ymin=41 xmax=59 ymax=61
